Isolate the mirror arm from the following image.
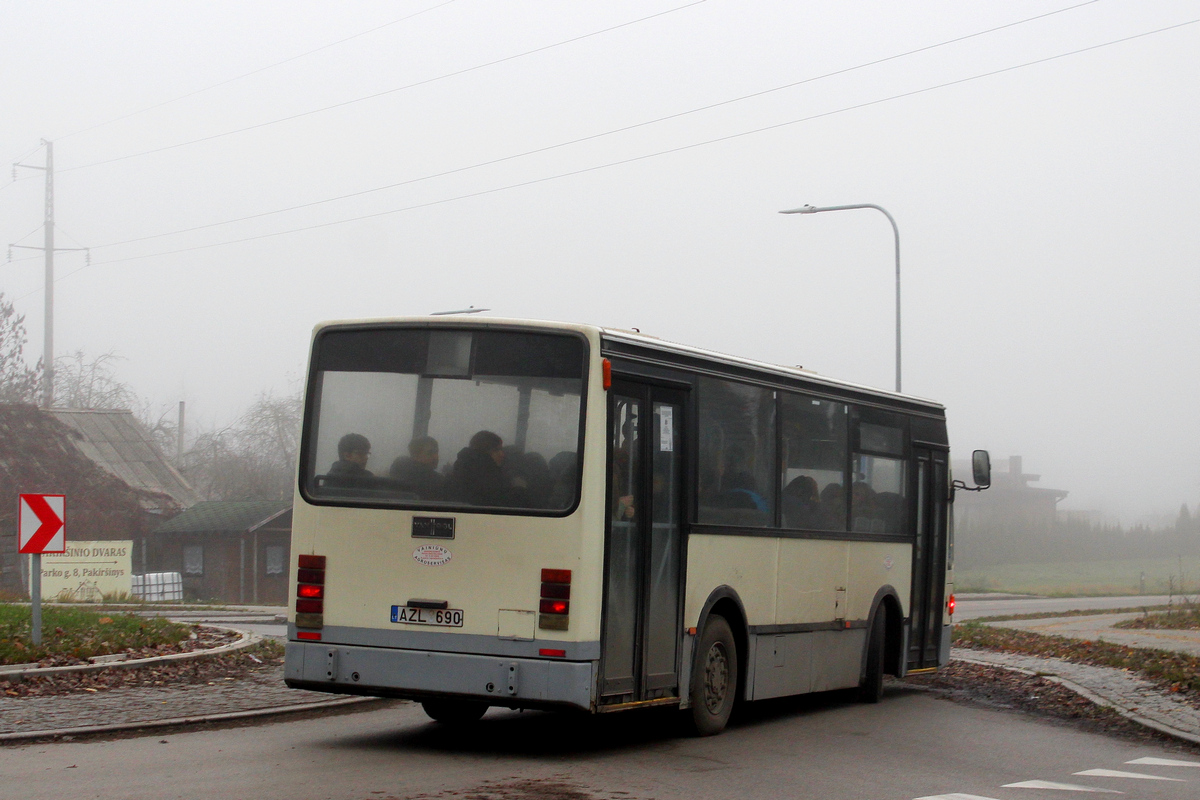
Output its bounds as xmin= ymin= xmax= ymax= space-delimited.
xmin=952 ymin=479 xmax=988 ymax=493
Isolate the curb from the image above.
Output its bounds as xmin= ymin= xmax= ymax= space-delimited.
xmin=0 ymin=695 xmax=385 ymax=743
xmin=951 ymin=654 xmax=1200 ymax=746
xmin=0 ymin=626 xmax=262 ymax=681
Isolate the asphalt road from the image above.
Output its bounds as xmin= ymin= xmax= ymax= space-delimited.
xmin=3 ymin=687 xmax=1198 ymax=800
xmin=955 ymin=594 xmax=1176 ymax=620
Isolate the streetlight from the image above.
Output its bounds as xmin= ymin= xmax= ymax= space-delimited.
xmin=779 ymin=203 xmax=902 ymax=393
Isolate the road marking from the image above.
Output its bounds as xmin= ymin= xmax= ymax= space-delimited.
xmin=1002 ymin=780 xmax=1121 ymax=793
xmin=915 ymin=794 xmax=1005 ymax=800
xmin=1074 ymin=769 xmax=1185 ymax=782
xmin=1126 ymin=757 xmax=1200 ymax=768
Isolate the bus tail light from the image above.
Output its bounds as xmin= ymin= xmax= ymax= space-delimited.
xmin=602 ymin=358 xmax=612 ymax=390
xmin=296 ymin=554 xmax=326 ymax=635
xmin=539 ymin=568 xmax=571 ymax=631
xmin=947 ymin=593 xmax=956 ymax=617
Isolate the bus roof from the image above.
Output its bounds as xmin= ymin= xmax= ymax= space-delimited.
xmin=311 ymin=315 xmax=945 ymax=412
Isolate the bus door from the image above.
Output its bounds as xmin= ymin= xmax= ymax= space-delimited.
xmin=908 ymin=447 xmax=949 ymax=671
xmin=598 ymin=380 xmax=686 ymax=705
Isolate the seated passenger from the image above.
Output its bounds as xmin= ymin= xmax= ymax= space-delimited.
xmin=328 ymin=433 xmax=373 ymax=477
xmin=782 ymin=475 xmax=820 ymax=528
xmin=447 ymin=430 xmax=527 ymax=507
xmin=819 ymin=482 xmax=846 ymax=529
xmin=548 ymin=451 xmax=578 ymax=509
xmin=719 ymin=446 xmax=767 ymax=512
xmin=389 ymin=435 xmax=445 ymax=499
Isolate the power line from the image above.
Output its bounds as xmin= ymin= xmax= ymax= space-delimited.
xmin=34 ymin=15 xmax=1188 ymax=291
xmin=59 ymin=1 xmax=708 ymax=173
xmin=54 ymin=0 xmax=459 ymax=141
xmin=88 ymin=0 xmax=1102 ymax=251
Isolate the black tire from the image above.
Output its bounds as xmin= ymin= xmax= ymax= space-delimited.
xmin=858 ymin=605 xmax=887 ymax=703
xmin=688 ymin=615 xmax=738 ymax=736
xmin=421 ymin=699 xmax=488 ymax=724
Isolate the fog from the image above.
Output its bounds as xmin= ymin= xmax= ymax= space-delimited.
xmin=1 ymin=1 xmax=1197 ymax=521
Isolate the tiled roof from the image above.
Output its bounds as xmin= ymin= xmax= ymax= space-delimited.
xmin=154 ymin=500 xmax=291 ymax=535
xmin=46 ymin=408 xmax=199 ymax=511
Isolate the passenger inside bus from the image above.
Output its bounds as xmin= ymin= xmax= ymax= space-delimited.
xmin=388 ymin=436 xmax=444 ymax=499
xmin=819 ymin=482 xmax=847 ymax=529
xmin=447 ymin=430 xmax=529 ymax=507
xmin=782 ymin=475 xmax=820 ymax=528
xmin=328 ymin=433 xmax=373 ymax=477
xmin=718 ymin=445 xmax=768 ymax=512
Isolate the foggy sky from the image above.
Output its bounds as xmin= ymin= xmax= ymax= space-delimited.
xmin=1 ymin=0 xmax=1197 ymax=520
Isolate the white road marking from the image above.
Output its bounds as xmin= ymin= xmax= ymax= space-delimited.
xmin=1002 ymin=780 xmax=1121 ymax=793
xmin=914 ymin=794 xmax=1005 ymax=800
xmin=1074 ymin=769 xmax=1185 ymax=782
xmin=1126 ymin=757 xmax=1200 ymax=768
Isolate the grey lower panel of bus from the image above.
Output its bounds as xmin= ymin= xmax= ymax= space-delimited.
xmin=285 ymin=640 xmax=596 ymax=711
xmin=745 ymin=629 xmax=866 ymax=701
xmin=292 ymin=623 xmax=601 ymax=661
xmin=939 ymin=624 xmax=952 ymax=667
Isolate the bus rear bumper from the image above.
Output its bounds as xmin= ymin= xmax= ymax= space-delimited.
xmin=284 ymin=640 xmax=596 ymax=712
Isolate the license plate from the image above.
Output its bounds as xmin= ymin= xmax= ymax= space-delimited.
xmin=390 ymin=606 xmax=464 ymax=627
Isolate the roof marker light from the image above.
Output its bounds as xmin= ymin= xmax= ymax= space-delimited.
xmin=602 ymin=358 xmax=612 ymax=390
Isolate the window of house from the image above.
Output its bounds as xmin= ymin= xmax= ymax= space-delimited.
xmin=265 ymin=545 xmax=285 ymax=576
xmin=183 ymin=545 xmax=204 ymax=576
xmin=697 ymin=377 xmax=775 ymax=527
xmin=780 ymin=394 xmax=848 ymax=531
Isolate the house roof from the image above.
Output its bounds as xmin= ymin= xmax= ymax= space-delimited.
xmin=46 ymin=408 xmax=199 ymax=511
xmin=154 ymin=500 xmax=291 ymax=535
xmin=0 ymin=404 xmax=154 ymax=550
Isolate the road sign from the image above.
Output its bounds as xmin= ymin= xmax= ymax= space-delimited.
xmin=18 ymin=494 xmax=65 ymax=554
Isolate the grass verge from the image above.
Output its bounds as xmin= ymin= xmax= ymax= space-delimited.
xmin=1115 ymin=604 xmax=1200 ymax=631
xmin=0 ymin=604 xmax=192 ymax=666
xmin=952 ymin=620 xmax=1200 ymax=697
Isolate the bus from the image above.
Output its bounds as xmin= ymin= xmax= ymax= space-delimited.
xmin=284 ymin=317 xmax=990 ymax=735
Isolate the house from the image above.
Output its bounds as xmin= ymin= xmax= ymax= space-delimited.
xmin=0 ymin=404 xmax=185 ymax=594
xmin=151 ymin=501 xmax=292 ymax=604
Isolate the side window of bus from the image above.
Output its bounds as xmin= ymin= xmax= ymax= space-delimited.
xmin=697 ymin=378 xmax=776 ymax=527
xmin=852 ymin=417 xmax=908 ymax=534
xmin=780 ymin=394 xmax=848 ymax=531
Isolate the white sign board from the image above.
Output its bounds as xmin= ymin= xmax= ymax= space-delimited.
xmin=39 ymin=541 xmax=133 ymax=602
xmin=18 ymin=493 xmax=65 ymax=554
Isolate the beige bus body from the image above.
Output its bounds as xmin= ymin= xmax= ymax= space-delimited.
xmin=285 ymin=317 xmax=953 ymax=714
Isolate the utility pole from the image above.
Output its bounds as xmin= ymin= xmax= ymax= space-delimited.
xmin=42 ymin=141 xmax=53 ymax=408
xmin=11 ymin=140 xmax=86 ymax=407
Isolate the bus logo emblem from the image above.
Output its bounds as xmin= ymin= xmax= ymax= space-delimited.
xmin=413 ymin=545 xmax=452 ymax=566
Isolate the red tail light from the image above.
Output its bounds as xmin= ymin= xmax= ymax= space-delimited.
xmin=295 ymin=554 xmax=326 ymax=635
xmin=602 ymin=358 xmax=612 ymax=390
xmin=541 ymin=569 xmax=571 ymax=584
xmin=947 ymin=593 xmax=956 ymax=617
xmin=540 ymin=599 xmax=569 ymax=615
xmin=539 ymin=648 xmax=566 ymax=658
xmin=539 ymin=568 xmax=572 ymax=632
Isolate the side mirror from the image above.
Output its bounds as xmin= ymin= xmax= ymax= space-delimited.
xmin=972 ymin=450 xmax=991 ymax=489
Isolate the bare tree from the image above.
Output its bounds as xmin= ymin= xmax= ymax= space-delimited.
xmin=0 ymin=292 xmax=43 ymax=404
xmin=53 ymin=349 xmax=141 ymax=409
xmin=182 ymin=390 xmax=302 ymax=502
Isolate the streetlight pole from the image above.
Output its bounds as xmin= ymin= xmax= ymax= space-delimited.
xmin=779 ymin=203 xmax=902 ymax=393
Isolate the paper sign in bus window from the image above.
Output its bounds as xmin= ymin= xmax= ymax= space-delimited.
xmin=658 ymin=406 xmax=674 ymax=452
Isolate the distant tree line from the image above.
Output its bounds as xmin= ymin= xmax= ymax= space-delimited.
xmin=0 ymin=290 xmax=300 ymax=504
xmin=954 ymin=503 xmax=1200 ymax=568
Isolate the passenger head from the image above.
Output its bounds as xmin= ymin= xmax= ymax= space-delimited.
xmin=338 ymin=433 xmax=371 ymax=466
xmin=468 ymin=430 xmax=505 ymax=466
xmin=408 ymin=435 xmax=439 ymax=468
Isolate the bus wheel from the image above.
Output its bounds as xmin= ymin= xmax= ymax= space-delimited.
xmin=421 ymin=699 xmax=488 ymax=724
xmin=689 ymin=615 xmax=738 ymax=736
xmin=858 ymin=606 xmax=887 ymax=704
